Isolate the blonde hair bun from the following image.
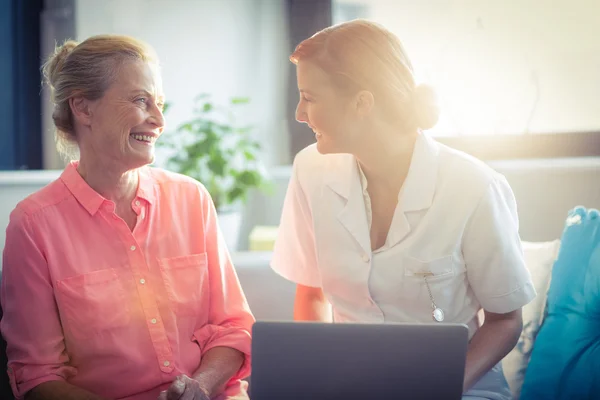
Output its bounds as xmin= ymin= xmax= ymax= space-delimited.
xmin=43 ymin=40 xmax=78 ymax=91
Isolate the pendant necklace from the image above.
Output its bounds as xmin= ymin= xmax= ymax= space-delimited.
xmin=423 ymin=275 xmax=444 ymax=322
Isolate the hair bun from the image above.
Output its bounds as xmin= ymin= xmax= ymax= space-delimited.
xmin=43 ymin=40 xmax=78 ymax=89
xmin=413 ymin=83 xmax=440 ymax=130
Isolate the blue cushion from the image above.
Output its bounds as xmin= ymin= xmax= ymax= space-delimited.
xmin=520 ymin=206 xmax=600 ymax=399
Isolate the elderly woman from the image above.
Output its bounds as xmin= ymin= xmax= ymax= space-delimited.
xmin=0 ymin=35 xmax=254 ymax=400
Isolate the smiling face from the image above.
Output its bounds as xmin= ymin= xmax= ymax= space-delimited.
xmin=295 ymin=60 xmax=366 ymax=155
xmin=81 ymin=60 xmax=165 ymax=170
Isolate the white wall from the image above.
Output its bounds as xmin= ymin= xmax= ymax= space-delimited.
xmin=336 ymin=0 xmax=600 ymax=137
xmin=40 ymin=0 xmax=291 ymax=169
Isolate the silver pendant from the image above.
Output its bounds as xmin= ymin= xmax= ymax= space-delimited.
xmin=424 ymin=277 xmax=444 ymax=322
xmin=432 ymin=307 xmax=445 ymax=322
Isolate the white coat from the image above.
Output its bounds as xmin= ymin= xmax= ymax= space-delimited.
xmin=271 ymin=133 xmax=535 ymax=339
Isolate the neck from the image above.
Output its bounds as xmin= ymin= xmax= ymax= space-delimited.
xmin=77 ymin=156 xmax=139 ymax=206
xmin=354 ymin=125 xmax=419 ymax=190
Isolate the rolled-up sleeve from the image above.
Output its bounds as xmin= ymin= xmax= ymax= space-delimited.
xmin=191 ymin=186 xmax=255 ymax=383
xmin=1 ymin=209 xmax=76 ymax=399
xmin=462 ymin=176 xmax=537 ymax=313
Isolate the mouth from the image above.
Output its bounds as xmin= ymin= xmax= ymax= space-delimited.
xmin=129 ymin=132 xmax=158 ymax=145
xmin=308 ymin=124 xmax=322 ymax=139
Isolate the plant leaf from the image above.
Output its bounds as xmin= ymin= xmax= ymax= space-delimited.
xmin=231 ymin=97 xmax=250 ymax=104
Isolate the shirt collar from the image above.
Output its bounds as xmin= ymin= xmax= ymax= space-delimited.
xmin=136 ymin=166 xmax=156 ymax=205
xmin=60 ymin=161 xmax=106 ymax=215
xmin=327 ymin=132 xmax=440 ymax=212
xmin=60 ymin=161 xmax=156 ymax=215
xmin=400 ymin=132 xmax=440 ymax=212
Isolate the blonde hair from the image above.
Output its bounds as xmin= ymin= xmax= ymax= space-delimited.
xmin=291 ymin=19 xmax=439 ymax=130
xmin=42 ymin=35 xmax=160 ymax=158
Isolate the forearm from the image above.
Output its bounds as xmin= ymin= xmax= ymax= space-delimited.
xmin=192 ymin=346 xmax=245 ymax=398
xmin=26 ymin=381 xmax=107 ymax=400
xmin=293 ymin=284 xmax=332 ymax=322
xmin=463 ymin=310 xmax=522 ymax=391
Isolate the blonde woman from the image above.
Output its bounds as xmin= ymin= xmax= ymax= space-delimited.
xmin=271 ymin=20 xmax=535 ymax=399
xmin=1 ymin=35 xmax=254 ymax=400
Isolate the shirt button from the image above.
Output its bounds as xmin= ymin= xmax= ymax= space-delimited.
xmin=151 ymin=318 xmax=157 ymax=324
xmin=163 ymin=361 xmax=170 ymax=367
xmin=130 ymin=245 xmax=136 ymax=251
xmin=135 ymin=200 xmax=141 ymax=206
xmin=139 ymin=278 xmax=146 ymax=284
xmin=361 ymin=253 xmax=370 ymax=262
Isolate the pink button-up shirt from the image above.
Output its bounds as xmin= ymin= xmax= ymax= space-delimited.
xmin=1 ymin=162 xmax=254 ymax=400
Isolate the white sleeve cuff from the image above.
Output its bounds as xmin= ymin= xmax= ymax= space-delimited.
xmin=479 ymin=281 xmax=537 ymax=314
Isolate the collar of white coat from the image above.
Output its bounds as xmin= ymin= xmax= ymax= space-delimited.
xmin=325 ymin=132 xmax=440 ymax=213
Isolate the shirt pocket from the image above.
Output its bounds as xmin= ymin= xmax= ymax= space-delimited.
xmin=401 ymin=255 xmax=456 ymax=306
xmin=403 ymin=255 xmax=455 ymax=282
xmin=158 ymin=253 xmax=208 ymax=317
xmin=56 ymin=268 xmax=131 ymax=340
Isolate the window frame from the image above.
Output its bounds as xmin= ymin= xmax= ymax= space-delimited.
xmin=435 ymin=131 xmax=600 ymax=160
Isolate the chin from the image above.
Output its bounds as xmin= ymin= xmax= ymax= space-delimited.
xmin=315 ymin=140 xmax=331 ymax=155
xmin=125 ymin=152 xmax=154 ymax=170
xmin=316 ymin=139 xmax=347 ymax=155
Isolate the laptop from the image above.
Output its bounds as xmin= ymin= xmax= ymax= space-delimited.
xmin=250 ymin=321 xmax=469 ymax=400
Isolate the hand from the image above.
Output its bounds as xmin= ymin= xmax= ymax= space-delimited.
xmin=157 ymin=375 xmax=211 ymax=400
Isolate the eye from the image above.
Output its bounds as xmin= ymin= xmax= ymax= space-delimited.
xmin=301 ymin=95 xmax=313 ymax=103
xmin=156 ymin=102 xmax=165 ymax=111
xmin=135 ymin=97 xmax=148 ymax=105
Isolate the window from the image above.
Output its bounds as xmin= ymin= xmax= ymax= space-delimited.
xmin=333 ymin=0 xmax=600 ymax=159
xmin=0 ymin=0 xmax=44 ymax=170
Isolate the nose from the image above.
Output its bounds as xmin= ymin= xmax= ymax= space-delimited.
xmin=149 ymin=102 xmax=165 ymax=129
xmin=295 ymin=102 xmax=307 ymax=123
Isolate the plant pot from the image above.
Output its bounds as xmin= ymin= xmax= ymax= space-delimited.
xmin=217 ymin=209 xmax=243 ymax=252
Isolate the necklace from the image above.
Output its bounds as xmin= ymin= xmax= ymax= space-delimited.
xmin=423 ymin=275 xmax=445 ymax=322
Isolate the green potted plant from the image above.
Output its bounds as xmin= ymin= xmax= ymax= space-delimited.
xmin=157 ymin=94 xmax=271 ymax=251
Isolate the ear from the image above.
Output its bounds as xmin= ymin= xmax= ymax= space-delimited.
xmin=69 ymin=96 xmax=93 ymax=127
xmin=355 ymin=90 xmax=374 ymax=117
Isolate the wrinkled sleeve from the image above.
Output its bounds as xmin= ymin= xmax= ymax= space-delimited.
xmin=1 ymin=209 xmax=77 ymax=399
xmin=270 ymin=154 xmax=321 ymax=287
xmin=191 ymin=186 xmax=255 ymax=383
xmin=462 ymin=176 xmax=537 ymax=313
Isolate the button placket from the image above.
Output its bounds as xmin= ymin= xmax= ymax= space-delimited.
xmin=121 ymin=223 xmax=172 ymax=374
xmin=133 ymin=264 xmax=174 ymax=374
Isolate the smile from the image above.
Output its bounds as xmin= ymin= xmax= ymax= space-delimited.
xmin=130 ymin=133 xmax=157 ymax=144
xmin=308 ymin=125 xmax=321 ymax=137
